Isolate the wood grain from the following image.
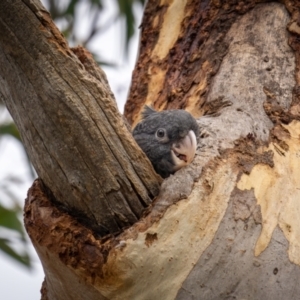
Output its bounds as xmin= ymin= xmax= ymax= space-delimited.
xmin=0 ymin=0 xmax=161 ymax=235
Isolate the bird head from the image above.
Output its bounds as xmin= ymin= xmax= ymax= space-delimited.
xmin=132 ymin=106 xmax=199 ymax=178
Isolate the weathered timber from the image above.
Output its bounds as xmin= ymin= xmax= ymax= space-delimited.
xmin=0 ymin=0 xmax=161 ymax=236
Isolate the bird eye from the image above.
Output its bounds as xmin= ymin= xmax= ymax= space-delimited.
xmin=156 ymin=128 xmax=166 ymax=139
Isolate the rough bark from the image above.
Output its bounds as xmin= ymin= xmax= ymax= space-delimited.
xmin=6 ymin=0 xmax=300 ymax=299
xmin=0 ymin=0 xmax=161 ymax=236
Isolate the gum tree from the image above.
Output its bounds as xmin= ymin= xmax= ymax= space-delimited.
xmin=1 ymin=0 xmax=300 ymax=299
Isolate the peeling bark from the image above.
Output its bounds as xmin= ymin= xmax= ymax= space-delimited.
xmin=3 ymin=0 xmax=300 ymax=299
xmin=125 ymin=0 xmax=300 ymax=127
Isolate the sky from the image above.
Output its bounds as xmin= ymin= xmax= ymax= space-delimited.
xmin=0 ymin=1 xmax=143 ymax=299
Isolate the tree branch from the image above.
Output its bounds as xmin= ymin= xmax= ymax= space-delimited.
xmin=0 ymin=0 xmax=161 ymax=235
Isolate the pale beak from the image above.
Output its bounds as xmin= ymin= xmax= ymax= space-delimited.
xmin=171 ymin=130 xmax=197 ymax=171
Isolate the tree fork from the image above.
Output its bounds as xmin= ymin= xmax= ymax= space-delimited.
xmin=3 ymin=0 xmax=300 ymax=299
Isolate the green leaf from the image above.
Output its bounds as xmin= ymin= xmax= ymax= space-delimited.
xmin=137 ymin=0 xmax=145 ymax=4
xmin=63 ymin=0 xmax=78 ymax=16
xmin=89 ymin=0 xmax=103 ymax=9
xmin=0 ymin=204 xmax=31 ymax=267
xmin=0 ymin=238 xmax=31 ymax=267
xmin=117 ymin=0 xmax=135 ymax=56
xmin=0 ymin=204 xmax=26 ymax=240
xmin=0 ymin=123 xmax=20 ymax=140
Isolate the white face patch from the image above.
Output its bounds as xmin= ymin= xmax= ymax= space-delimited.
xmin=171 ymin=130 xmax=197 ymax=171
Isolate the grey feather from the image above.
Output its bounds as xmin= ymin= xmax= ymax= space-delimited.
xmin=133 ymin=106 xmax=199 ymax=178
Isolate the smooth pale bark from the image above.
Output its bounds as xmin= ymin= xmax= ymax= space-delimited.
xmin=4 ymin=0 xmax=300 ymax=299
xmin=0 ymin=0 xmax=161 ymax=236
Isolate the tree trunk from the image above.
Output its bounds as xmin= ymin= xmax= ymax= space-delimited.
xmin=3 ymin=0 xmax=300 ymax=299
